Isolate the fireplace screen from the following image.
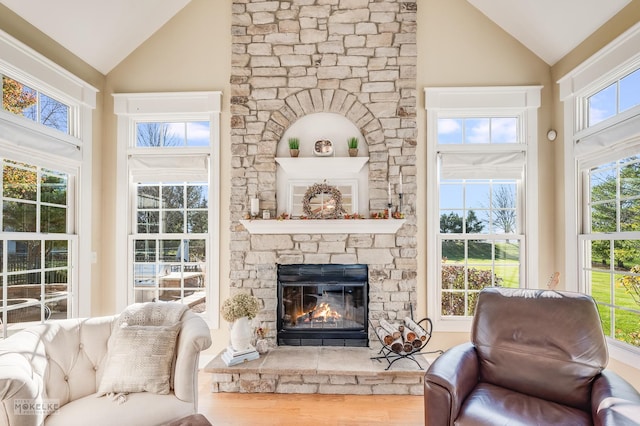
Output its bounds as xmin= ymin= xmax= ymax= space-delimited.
xmin=277 ymin=264 xmax=367 ymax=346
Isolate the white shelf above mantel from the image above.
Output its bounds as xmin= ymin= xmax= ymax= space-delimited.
xmin=239 ymin=219 xmax=405 ymax=234
xmin=275 ymin=157 xmax=369 ymax=177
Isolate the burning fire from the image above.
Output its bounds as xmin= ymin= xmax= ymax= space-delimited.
xmin=296 ymin=302 xmax=342 ymax=323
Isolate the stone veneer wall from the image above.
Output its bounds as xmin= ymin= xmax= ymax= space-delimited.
xmin=230 ymin=0 xmax=418 ymax=345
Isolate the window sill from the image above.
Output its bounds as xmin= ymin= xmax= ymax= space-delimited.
xmin=608 ymin=339 xmax=640 ymax=367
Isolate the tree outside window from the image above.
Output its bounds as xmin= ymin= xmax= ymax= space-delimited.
xmin=587 ymin=156 xmax=640 ymax=347
xmin=2 ymin=76 xmax=69 ymax=134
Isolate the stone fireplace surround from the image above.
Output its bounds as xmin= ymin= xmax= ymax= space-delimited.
xmin=230 ymin=0 xmax=418 ymax=350
xmin=215 ymin=0 xmax=420 ymax=395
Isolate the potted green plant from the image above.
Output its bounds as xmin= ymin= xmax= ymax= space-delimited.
xmin=347 ymin=137 xmax=358 ymax=157
xmin=288 ymin=137 xmax=300 ymax=157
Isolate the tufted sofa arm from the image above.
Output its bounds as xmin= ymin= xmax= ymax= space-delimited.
xmin=173 ymin=310 xmax=213 ymax=406
xmin=0 ymin=348 xmax=46 ymax=426
xmin=424 ymin=342 xmax=479 ymax=426
xmin=592 ymin=370 xmax=640 ymax=425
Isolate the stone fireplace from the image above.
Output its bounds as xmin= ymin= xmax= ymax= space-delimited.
xmin=230 ymin=0 xmax=418 ymax=347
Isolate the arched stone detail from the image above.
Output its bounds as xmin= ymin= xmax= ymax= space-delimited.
xmin=263 ymin=89 xmax=384 ymax=152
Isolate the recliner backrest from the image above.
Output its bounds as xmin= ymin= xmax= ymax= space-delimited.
xmin=471 ymin=287 xmax=608 ymax=411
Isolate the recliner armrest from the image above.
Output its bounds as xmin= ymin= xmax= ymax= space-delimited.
xmin=424 ymin=342 xmax=479 ymax=426
xmin=592 ymin=369 xmax=640 ymax=426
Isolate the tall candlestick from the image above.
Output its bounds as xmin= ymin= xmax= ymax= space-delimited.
xmin=388 ymin=182 xmax=391 ymax=204
xmin=399 ymin=172 xmax=403 ymax=194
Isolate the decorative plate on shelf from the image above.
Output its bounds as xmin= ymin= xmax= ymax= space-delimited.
xmin=313 ymin=139 xmax=333 ymax=156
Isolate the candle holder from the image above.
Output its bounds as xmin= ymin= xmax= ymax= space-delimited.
xmin=250 ymin=198 xmax=260 ymax=219
xmin=397 ymin=193 xmax=403 ymax=215
xmin=387 ymin=202 xmax=393 ymax=219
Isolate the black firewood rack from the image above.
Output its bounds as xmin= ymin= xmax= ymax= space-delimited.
xmin=369 ymin=308 xmax=443 ymax=370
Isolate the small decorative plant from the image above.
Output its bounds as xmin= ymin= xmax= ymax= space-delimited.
xmin=288 ymin=137 xmax=299 ymax=150
xmin=288 ymin=137 xmax=300 ymax=157
xmin=347 ymin=137 xmax=359 ymax=157
xmin=221 ymin=293 xmax=260 ymax=322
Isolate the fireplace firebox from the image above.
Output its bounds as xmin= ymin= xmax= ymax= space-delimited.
xmin=277 ymin=264 xmax=368 ymax=347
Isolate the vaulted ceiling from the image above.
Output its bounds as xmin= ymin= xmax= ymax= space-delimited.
xmin=0 ymin=0 xmax=632 ymax=74
xmin=0 ymin=0 xmax=191 ymax=74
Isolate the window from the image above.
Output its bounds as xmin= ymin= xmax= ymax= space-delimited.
xmin=560 ymin=22 xmax=640 ymax=358
xmin=0 ymin=31 xmax=96 ymax=337
xmin=438 ymin=123 xmax=524 ymax=318
xmin=440 ymin=177 xmax=521 ymax=316
xmin=437 ymin=117 xmax=519 ymax=144
xmin=2 ymin=76 xmax=70 ymax=134
xmin=1 ymin=160 xmax=75 ymax=336
xmin=114 ymin=92 xmax=221 ymax=327
xmin=133 ymin=181 xmax=208 ymax=305
xmin=581 ymin=156 xmax=640 ymax=348
xmin=588 ymin=68 xmax=640 ymax=127
xmin=425 ymin=86 xmax=541 ymax=331
xmin=136 ymin=121 xmax=210 ymax=147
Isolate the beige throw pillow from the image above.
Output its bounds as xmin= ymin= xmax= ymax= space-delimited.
xmin=97 ymin=323 xmax=180 ymax=396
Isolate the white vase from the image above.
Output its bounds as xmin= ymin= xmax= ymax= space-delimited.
xmin=230 ymin=316 xmax=252 ymax=351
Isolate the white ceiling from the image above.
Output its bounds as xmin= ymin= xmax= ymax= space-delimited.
xmin=467 ymin=0 xmax=632 ymax=65
xmin=0 ymin=0 xmax=632 ymax=74
xmin=0 ymin=0 xmax=191 ymax=74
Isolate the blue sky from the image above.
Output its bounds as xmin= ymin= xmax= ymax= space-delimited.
xmin=137 ymin=121 xmax=210 ymax=147
xmin=589 ymin=67 xmax=640 ymax=126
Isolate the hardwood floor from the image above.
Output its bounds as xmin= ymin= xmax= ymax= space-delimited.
xmin=197 ymin=371 xmax=424 ymax=425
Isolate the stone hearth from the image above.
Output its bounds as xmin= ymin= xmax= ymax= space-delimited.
xmin=205 ymin=346 xmax=428 ymax=395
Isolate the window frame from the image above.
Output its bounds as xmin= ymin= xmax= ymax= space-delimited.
xmin=425 ymin=86 xmax=541 ymax=331
xmin=0 ymin=29 xmax=96 ymax=326
xmin=559 ymin=21 xmax=640 ymax=363
xmin=113 ymin=92 xmax=221 ymax=328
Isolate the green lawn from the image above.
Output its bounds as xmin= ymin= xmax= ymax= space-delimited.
xmin=443 ymin=240 xmax=520 ymax=263
xmin=442 ymin=241 xmax=520 ymax=287
xmin=590 ymin=270 xmax=640 ymax=346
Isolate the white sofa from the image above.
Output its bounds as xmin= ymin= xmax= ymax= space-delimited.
xmin=0 ymin=308 xmax=211 ymax=426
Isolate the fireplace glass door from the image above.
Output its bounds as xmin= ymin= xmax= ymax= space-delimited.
xmin=277 ymin=264 xmax=368 ymax=346
xmin=281 ymin=283 xmax=365 ymax=329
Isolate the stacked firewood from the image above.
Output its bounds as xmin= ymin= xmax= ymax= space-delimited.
xmin=375 ymin=317 xmax=427 ymax=354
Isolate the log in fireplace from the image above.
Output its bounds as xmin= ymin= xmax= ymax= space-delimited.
xmin=277 ymin=264 xmax=368 ymax=347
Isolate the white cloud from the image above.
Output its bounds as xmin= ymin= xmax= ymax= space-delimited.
xmin=438 ymin=118 xmax=461 ymax=134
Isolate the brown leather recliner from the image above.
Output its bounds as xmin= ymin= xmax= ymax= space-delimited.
xmin=424 ymin=287 xmax=640 ymax=425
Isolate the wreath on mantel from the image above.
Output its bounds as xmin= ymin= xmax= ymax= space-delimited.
xmin=302 ymin=181 xmax=345 ymax=219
